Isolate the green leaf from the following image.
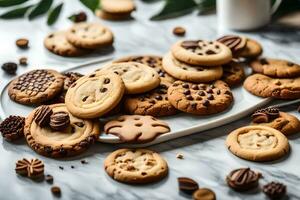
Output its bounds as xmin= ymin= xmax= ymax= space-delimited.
xmin=47 ymin=3 xmax=63 ymax=25
xmin=151 ymin=0 xmax=197 ymax=20
xmin=0 ymin=5 xmax=32 ymax=19
xmin=197 ymin=0 xmax=215 ymax=14
xmin=0 ymin=0 xmax=28 ymax=7
xmin=79 ymin=0 xmax=99 ymax=12
xmin=68 ymin=14 xmax=76 ymax=22
xmin=28 ymin=0 xmax=53 ymax=20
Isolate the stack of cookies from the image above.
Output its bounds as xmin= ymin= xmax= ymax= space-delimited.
xmin=44 ymin=22 xmax=114 ymax=57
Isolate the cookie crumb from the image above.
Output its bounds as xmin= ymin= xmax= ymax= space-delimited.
xmin=45 ymin=174 xmax=54 ymax=184
xmin=16 ymin=38 xmax=29 ymax=49
xmin=71 ymin=165 xmax=75 ymax=169
xmin=173 ymin=26 xmax=186 ymax=36
xmin=1 ymin=62 xmax=17 ymax=75
xmin=51 ymin=186 xmax=61 ymax=197
xmin=19 ymin=57 xmax=28 ymax=66
xmin=176 ymin=153 xmax=184 ymax=159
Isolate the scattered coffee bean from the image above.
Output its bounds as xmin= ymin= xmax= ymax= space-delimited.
xmin=16 ymin=38 xmax=29 ymax=49
xmin=19 ymin=57 xmax=28 ymax=66
xmin=178 ymin=177 xmax=199 ymax=194
xmin=2 ymin=62 xmax=17 ymax=75
xmin=51 ymin=186 xmax=61 ymax=197
xmin=173 ymin=26 xmax=186 ymax=36
xmin=45 ymin=174 xmax=54 ymax=184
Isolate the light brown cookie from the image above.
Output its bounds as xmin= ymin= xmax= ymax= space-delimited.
xmin=221 ymin=61 xmax=245 ymax=87
xmin=104 ymin=115 xmax=170 ymax=143
xmin=243 ymin=74 xmax=300 ymax=99
xmin=101 ymin=0 xmax=135 ymax=14
xmin=162 ymin=52 xmax=223 ymax=83
xmin=226 ymin=125 xmax=289 ymax=162
xmin=124 ymin=81 xmax=177 ymax=117
xmin=24 ymin=104 xmax=100 ymax=158
xmin=65 ymin=71 xmax=125 ymax=118
xmin=235 ymin=38 xmax=263 ymax=59
xmin=252 ymin=108 xmax=300 ymax=136
xmin=8 ymin=69 xmax=64 ymax=105
xmin=44 ymin=31 xmax=89 ymax=57
xmin=104 ymin=149 xmax=168 ymax=184
xmin=96 ymin=10 xmax=132 ymax=21
xmin=167 ymin=80 xmax=233 ymax=115
xmin=99 ymin=62 xmax=160 ymax=94
xmin=66 ymin=22 xmax=114 ymax=49
xmin=171 ymin=40 xmax=232 ymax=66
xmin=113 ymin=55 xmax=176 ymax=83
xmin=250 ymin=58 xmax=300 ymax=78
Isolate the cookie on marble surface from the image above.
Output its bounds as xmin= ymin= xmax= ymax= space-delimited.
xmin=101 ymin=0 xmax=135 ymax=14
xmin=217 ymin=35 xmax=248 ymax=54
xmin=171 ymin=40 xmax=232 ymax=66
xmin=99 ymin=62 xmax=160 ymax=94
xmin=193 ymin=188 xmax=216 ymax=200
xmin=124 ymin=81 xmax=177 ymax=117
xmin=96 ymin=10 xmax=132 ymax=21
xmin=243 ymin=74 xmax=300 ymax=99
xmin=8 ymin=69 xmax=64 ymax=105
xmin=66 ymin=23 xmax=114 ymax=49
xmin=235 ymin=38 xmax=263 ymax=59
xmin=167 ymin=80 xmax=233 ymax=115
xmin=226 ymin=125 xmax=289 ymax=162
xmin=104 ymin=149 xmax=168 ymax=184
xmin=226 ymin=168 xmax=261 ymax=191
xmin=104 ymin=115 xmax=170 ymax=143
xmin=250 ymin=58 xmax=300 ymax=78
xmin=162 ymin=52 xmax=223 ymax=83
xmin=221 ymin=61 xmax=245 ymax=87
xmin=44 ymin=31 xmax=89 ymax=57
xmin=252 ymin=107 xmax=300 ymax=136
xmin=65 ymin=71 xmax=125 ymax=118
xmin=24 ymin=104 xmax=100 ymax=158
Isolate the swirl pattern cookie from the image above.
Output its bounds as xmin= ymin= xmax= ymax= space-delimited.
xmin=171 ymin=40 xmax=232 ymax=66
xmin=226 ymin=125 xmax=289 ymax=162
xmin=162 ymin=52 xmax=223 ymax=83
xmin=167 ymin=80 xmax=233 ymax=115
xmin=24 ymin=104 xmax=100 ymax=158
xmin=217 ymin=35 xmax=247 ymax=54
xmin=104 ymin=149 xmax=168 ymax=184
xmin=65 ymin=72 xmax=125 ymax=118
xmin=8 ymin=69 xmax=64 ymax=105
xmin=100 ymin=62 xmax=160 ymax=94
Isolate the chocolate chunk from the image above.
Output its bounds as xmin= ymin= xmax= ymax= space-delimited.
xmin=44 ymin=146 xmax=53 ymax=154
xmin=100 ymin=87 xmax=107 ymax=93
xmin=79 ymin=140 xmax=89 ymax=147
xmin=173 ymin=26 xmax=186 ymax=36
xmin=183 ymin=89 xmax=191 ymax=95
xmin=217 ymin=35 xmax=244 ymax=52
xmin=227 ymin=168 xmax=261 ymax=191
xmin=0 ymin=115 xmax=25 ymax=142
xmin=149 ymin=99 xmax=156 ymax=104
xmin=19 ymin=57 xmax=28 ymax=66
xmin=50 ymin=111 xmax=70 ymax=131
xmin=16 ymin=38 xmax=29 ymax=49
xmin=263 ymin=182 xmax=286 ymax=200
xmin=155 ymin=95 xmax=163 ymax=100
xmin=51 ymin=186 xmax=62 ymax=197
xmin=2 ymin=62 xmax=17 ymax=75
xmin=178 ymin=177 xmax=199 ymax=194
xmin=207 ymin=94 xmax=214 ymax=100
xmin=260 ymin=58 xmax=269 ymax=65
xmin=193 ymin=188 xmax=216 ymax=200
xmin=73 ymin=11 xmax=87 ymax=23
xmin=181 ymin=40 xmax=199 ymax=49
xmin=191 ymin=102 xmax=197 ymax=109
xmin=182 ymin=83 xmax=189 ymax=88
xmin=206 ymin=50 xmax=216 ymax=55
xmin=186 ymin=95 xmax=193 ymax=100
xmin=34 ymin=105 xmax=53 ymax=127
xmin=198 ymin=91 xmax=205 ymax=96
xmin=203 ymin=100 xmax=210 ymax=106
xmin=206 ymin=88 xmax=213 ymax=93
xmin=192 ymin=85 xmax=199 ymax=90
xmin=45 ymin=174 xmax=54 ymax=184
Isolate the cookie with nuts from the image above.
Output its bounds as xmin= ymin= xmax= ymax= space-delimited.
xmin=24 ymin=104 xmax=100 ymax=158
xmin=167 ymin=80 xmax=233 ymax=115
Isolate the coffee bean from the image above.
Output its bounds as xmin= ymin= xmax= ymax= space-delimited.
xmin=16 ymin=38 xmax=29 ymax=49
xmin=51 ymin=186 xmax=61 ymax=197
xmin=178 ymin=177 xmax=199 ymax=195
xmin=173 ymin=26 xmax=186 ymax=36
xmin=203 ymin=100 xmax=210 ymax=106
xmin=183 ymin=89 xmax=191 ymax=95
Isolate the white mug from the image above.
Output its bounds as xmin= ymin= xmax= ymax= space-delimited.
xmin=217 ymin=0 xmax=282 ymax=30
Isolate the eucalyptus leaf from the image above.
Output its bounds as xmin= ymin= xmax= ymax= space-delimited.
xmin=151 ymin=0 xmax=197 ymax=20
xmin=0 ymin=0 xmax=28 ymax=7
xmin=0 ymin=5 xmax=32 ymax=19
xmin=79 ymin=0 xmax=99 ymax=12
xmin=197 ymin=0 xmax=215 ymax=14
xmin=47 ymin=3 xmax=63 ymax=25
xmin=28 ymin=0 xmax=53 ymax=20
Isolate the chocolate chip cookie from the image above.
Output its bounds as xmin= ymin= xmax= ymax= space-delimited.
xmin=222 ymin=61 xmax=245 ymax=87
xmin=8 ymin=69 xmax=64 ymax=105
xmin=250 ymin=58 xmax=300 ymax=78
xmin=235 ymin=38 xmax=263 ymax=59
xmin=167 ymin=80 xmax=233 ymax=115
xmin=244 ymin=74 xmax=300 ymax=99
xmin=101 ymin=0 xmax=135 ymax=14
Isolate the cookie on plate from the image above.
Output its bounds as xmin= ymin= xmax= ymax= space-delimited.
xmin=162 ymin=52 xmax=223 ymax=83
xmin=104 ymin=115 xmax=170 ymax=143
xmin=99 ymin=62 xmax=160 ymax=94
xmin=104 ymin=149 xmax=168 ymax=184
xmin=250 ymin=58 xmax=300 ymax=78
xmin=44 ymin=31 xmax=89 ymax=57
xmin=226 ymin=125 xmax=289 ymax=162
xmin=235 ymin=38 xmax=263 ymax=59
xmin=221 ymin=61 xmax=245 ymax=87
xmin=8 ymin=69 xmax=64 ymax=105
xmin=124 ymin=81 xmax=177 ymax=117
xmin=217 ymin=35 xmax=248 ymax=54
xmin=167 ymin=80 xmax=233 ymax=115
xmin=252 ymin=107 xmax=300 ymax=136
xmin=243 ymin=74 xmax=300 ymax=99
xmin=65 ymin=71 xmax=125 ymax=118
xmin=171 ymin=40 xmax=232 ymax=66
xmin=24 ymin=104 xmax=100 ymax=158
xmin=114 ymin=55 xmax=176 ymax=83
xmin=66 ymin=22 xmax=114 ymax=49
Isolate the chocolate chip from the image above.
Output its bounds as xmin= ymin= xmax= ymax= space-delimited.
xmin=82 ymin=96 xmax=88 ymax=102
xmin=182 ymin=83 xmax=189 ymax=88
xmin=155 ymin=95 xmax=163 ymax=100
xmin=2 ymin=62 xmax=17 ymax=75
xmin=178 ymin=177 xmax=199 ymax=195
xmin=59 ymin=148 xmax=67 ymax=156
xmin=198 ymin=91 xmax=205 ymax=96
xmin=149 ymin=99 xmax=156 ymax=104
xmin=89 ymin=74 xmax=95 ymax=78
xmin=44 ymin=146 xmax=53 ymax=154
xmin=224 ymin=90 xmax=232 ymax=95
xmin=81 ymin=160 xmax=88 ymax=164
xmin=59 ymin=166 xmax=64 ymax=170
xmin=51 ymin=186 xmax=61 ymax=197
xmin=203 ymin=100 xmax=210 ymax=106
xmin=206 ymin=88 xmax=213 ymax=93
xmin=192 ymin=85 xmax=199 ymax=90
xmin=191 ymin=102 xmax=197 ymax=109
xmin=181 ymin=41 xmax=199 ymax=49
xmin=216 ymin=90 xmax=221 ymax=95
xmin=207 ymin=94 xmax=214 ymax=100
xmin=45 ymin=174 xmax=54 ymax=184
xmin=104 ymin=78 xmax=110 ymax=84
xmin=16 ymin=38 xmax=29 ymax=49
xmin=87 ymin=136 xmax=95 ymax=144
xmin=196 ymin=96 xmax=202 ymax=101
xmin=100 ymin=87 xmax=107 ymax=93
xmin=206 ymin=50 xmax=216 ymax=55
xmin=71 ymin=165 xmax=75 ymax=169
xmin=186 ymin=95 xmax=193 ymax=100
xmin=183 ymin=89 xmax=191 ymax=95
xmin=259 ymin=58 xmax=269 ymax=65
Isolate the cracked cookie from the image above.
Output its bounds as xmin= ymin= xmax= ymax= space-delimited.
xmin=8 ymin=69 xmax=64 ymax=105
xmin=104 ymin=149 xmax=168 ymax=184
xmin=171 ymin=40 xmax=232 ymax=66
xmin=65 ymin=71 xmax=125 ymax=118
xmin=104 ymin=115 xmax=170 ymax=143
xmin=226 ymin=125 xmax=290 ymax=162
xmin=222 ymin=61 xmax=245 ymax=87
xmin=24 ymin=104 xmax=100 ymax=158
xmin=162 ymin=52 xmax=223 ymax=83
xmin=167 ymin=80 xmax=233 ymax=115
xmin=243 ymin=74 xmax=300 ymax=99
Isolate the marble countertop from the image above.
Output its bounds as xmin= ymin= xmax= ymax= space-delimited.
xmin=0 ymin=1 xmax=300 ymax=200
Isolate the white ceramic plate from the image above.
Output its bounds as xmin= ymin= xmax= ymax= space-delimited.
xmin=0 ymin=60 xmax=272 ymax=147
